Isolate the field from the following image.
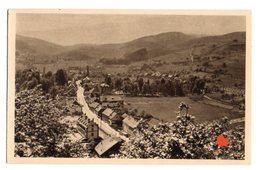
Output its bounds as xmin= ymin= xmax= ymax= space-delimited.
xmin=124 ymin=96 xmax=243 ymax=123
xmin=18 ymin=60 xmax=98 ymax=73
xmin=103 ymin=65 xmax=129 ymax=74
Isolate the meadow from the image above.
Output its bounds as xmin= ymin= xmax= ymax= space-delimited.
xmin=123 ymin=96 xmax=242 ymax=123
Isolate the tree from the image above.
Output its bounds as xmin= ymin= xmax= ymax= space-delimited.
xmin=50 ymin=86 xmax=58 ymax=100
xmin=15 ymin=69 xmax=41 ymax=92
xmin=150 ymin=82 xmax=157 ymax=95
xmin=27 ymin=77 xmax=38 ymax=90
xmin=15 ymin=88 xmax=68 ymax=157
xmin=160 ymin=78 xmax=166 ymax=85
xmin=131 ymin=82 xmax=138 ymax=96
xmin=104 ymin=74 xmax=112 ymax=87
xmin=115 ymin=78 xmax=123 ymax=90
xmin=45 ymin=71 xmax=53 ymax=78
xmin=41 ymin=78 xmax=53 ymax=93
xmin=116 ymin=113 xmax=244 ymax=159
xmin=173 ymin=78 xmax=184 ymax=96
xmin=142 ymin=82 xmax=150 ymax=95
xmin=138 ymin=78 xmax=144 ymax=93
xmin=55 ymin=69 xmax=68 ymax=86
xmin=165 ymin=80 xmax=174 ymax=96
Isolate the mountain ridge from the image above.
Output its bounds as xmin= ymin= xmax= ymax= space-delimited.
xmin=16 ymin=31 xmax=245 ymax=63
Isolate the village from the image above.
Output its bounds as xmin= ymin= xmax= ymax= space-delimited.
xmin=66 ymin=73 xmax=161 ymax=157
xmin=13 ymin=59 xmax=246 ymax=158
xmin=58 ymin=64 xmax=246 ymax=157
xmin=13 ymin=53 xmax=247 ymax=159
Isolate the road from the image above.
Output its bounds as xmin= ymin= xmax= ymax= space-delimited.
xmin=76 ymin=80 xmax=129 ymax=142
xmin=229 ymin=117 xmax=245 ymax=124
xmin=203 ymin=95 xmax=234 ymax=110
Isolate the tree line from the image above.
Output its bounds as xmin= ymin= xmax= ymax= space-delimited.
xmin=15 ymin=69 xmax=69 ymax=98
xmin=103 ymin=74 xmax=206 ymax=97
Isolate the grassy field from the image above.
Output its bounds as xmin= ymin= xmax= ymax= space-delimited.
xmin=16 ymin=59 xmax=99 ymax=72
xmin=103 ymin=65 xmax=129 ymax=74
xmin=124 ymin=96 xmax=243 ymax=123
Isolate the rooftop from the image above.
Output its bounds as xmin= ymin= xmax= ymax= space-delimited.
xmin=122 ymin=113 xmax=128 ymax=119
xmin=89 ymin=102 xmax=100 ymax=109
xmin=102 ymin=108 xmax=114 ymax=117
xmin=109 ymin=112 xmax=119 ymax=120
xmin=78 ymin=116 xmax=96 ymax=128
xmin=95 ymin=105 xmax=104 ymax=112
xmin=123 ymin=116 xmax=140 ymax=129
xmin=100 ymin=95 xmax=123 ymax=102
xmin=95 ymin=137 xmax=122 ymax=156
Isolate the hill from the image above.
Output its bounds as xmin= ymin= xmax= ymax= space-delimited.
xmin=121 ymin=32 xmax=196 ymax=58
xmin=16 ymin=35 xmax=64 ymax=58
xmin=16 ymin=32 xmax=245 ymax=74
xmin=16 ymin=32 xmax=196 ymax=63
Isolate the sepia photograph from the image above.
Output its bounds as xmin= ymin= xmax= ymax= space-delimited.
xmin=7 ymin=10 xmax=251 ymax=164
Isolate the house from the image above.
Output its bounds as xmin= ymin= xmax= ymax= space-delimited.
xmin=168 ymin=74 xmax=173 ymax=78
xmin=95 ymin=137 xmax=122 ymax=157
xmin=155 ymin=71 xmax=162 ymax=77
xmin=71 ymin=105 xmax=82 ymax=115
xmin=88 ymin=102 xmax=100 ymax=111
xmin=223 ymin=87 xmax=245 ymax=97
xmin=95 ymin=105 xmax=105 ymax=118
xmin=122 ymin=116 xmax=140 ymax=135
xmin=82 ymin=76 xmax=90 ymax=83
xmin=89 ymin=84 xmax=101 ymax=97
xmin=101 ymin=108 xmax=122 ymax=128
xmin=121 ymin=113 xmax=128 ymax=119
xmin=101 ymin=102 xmax=122 ymax=109
xmin=68 ymin=66 xmax=81 ymax=73
xmin=76 ymin=116 xmax=99 ymax=142
xmin=100 ymin=95 xmax=124 ymax=108
xmin=66 ymin=84 xmax=77 ymax=97
xmin=113 ymin=90 xmax=124 ymax=95
xmin=66 ymin=98 xmax=82 ymax=115
xmin=101 ymin=108 xmax=114 ymax=122
xmin=100 ymin=95 xmax=123 ymax=103
xmin=108 ymin=112 xmax=122 ymax=128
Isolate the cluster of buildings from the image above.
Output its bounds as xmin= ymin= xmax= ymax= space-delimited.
xmin=76 ymin=116 xmax=99 ymax=141
xmin=75 ymin=94 xmax=141 ymax=156
xmin=222 ymin=87 xmax=245 ymax=97
xmin=87 ymin=95 xmax=141 ymax=134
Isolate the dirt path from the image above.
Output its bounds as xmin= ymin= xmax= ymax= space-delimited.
xmin=229 ymin=117 xmax=245 ymax=124
xmin=203 ymin=95 xmax=234 ymax=110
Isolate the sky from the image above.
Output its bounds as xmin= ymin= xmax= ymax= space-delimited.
xmin=16 ymin=13 xmax=246 ymax=46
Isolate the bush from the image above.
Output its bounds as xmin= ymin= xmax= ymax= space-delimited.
xmin=14 ymin=88 xmax=89 ymax=157
xmin=115 ymin=114 xmax=244 ymax=159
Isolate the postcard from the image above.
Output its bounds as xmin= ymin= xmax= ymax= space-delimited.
xmin=7 ymin=9 xmax=251 ymax=164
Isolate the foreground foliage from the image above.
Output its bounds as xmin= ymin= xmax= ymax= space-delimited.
xmin=15 ymin=87 xmax=87 ymax=157
xmin=14 ymin=84 xmax=244 ymax=159
xmin=114 ymin=114 xmax=244 ymax=159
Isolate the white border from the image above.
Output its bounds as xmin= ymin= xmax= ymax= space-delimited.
xmin=1 ymin=0 xmax=260 ymax=170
